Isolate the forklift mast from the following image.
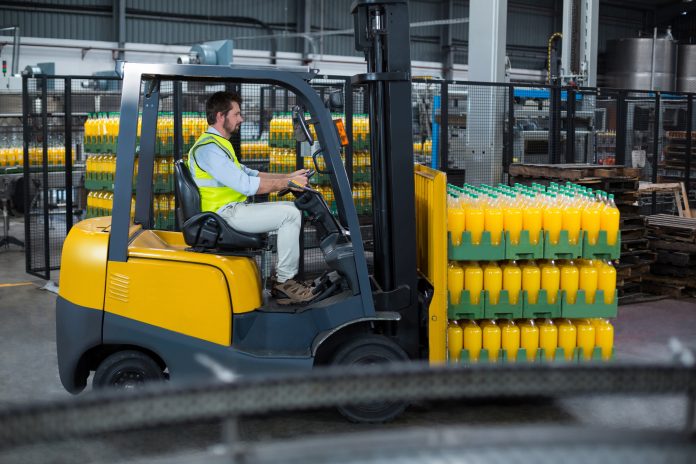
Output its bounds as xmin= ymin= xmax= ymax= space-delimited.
xmin=352 ymin=0 xmax=420 ymax=355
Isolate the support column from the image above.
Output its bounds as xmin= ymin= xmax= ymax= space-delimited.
xmin=113 ymin=0 xmax=126 ymax=61
xmin=441 ymin=0 xmax=454 ymax=80
xmin=561 ymin=0 xmax=598 ymax=86
xmin=467 ymin=0 xmax=507 ymax=184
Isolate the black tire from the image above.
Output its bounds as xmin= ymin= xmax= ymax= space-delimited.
xmin=330 ymin=334 xmax=410 ymax=423
xmin=93 ymin=350 xmax=165 ymax=390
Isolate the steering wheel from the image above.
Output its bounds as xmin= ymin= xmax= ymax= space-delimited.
xmin=278 ymin=169 xmax=317 ymax=198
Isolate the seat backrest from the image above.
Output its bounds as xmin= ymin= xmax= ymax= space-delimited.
xmin=174 ymin=159 xmax=201 ymax=221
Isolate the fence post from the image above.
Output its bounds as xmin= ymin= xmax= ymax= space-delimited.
xmin=549 ymin=85 xmax=562 ymax=163
xmin=173 ymin=81 xmax=183 ymax=161
xmin=439 ymin=81 xmax=449 ymax=172
xmin=505 ymin=84 xmax=514 ymax=175
xmin=615 ymin=90 xmax=627 ymax=166
xmin=345 ymin=78 xmax=354 ymax=187
xmin=41 ymin=76 xmax=50 ymax=279
xmin=686 ymin=94 xmax=693 ymax=201
xmin=22 ymin=75 xmax=32 ymax=274
xmin=566 ymin=87 xmax=576 ymax=163
xmin=65 ymin=78 xmax=73 ymax=232
xmin=652 ymin=92 xmax=661 ymax=215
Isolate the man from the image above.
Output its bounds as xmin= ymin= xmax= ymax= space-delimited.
xmin=187 ymin=91 xmax=315 ymax=304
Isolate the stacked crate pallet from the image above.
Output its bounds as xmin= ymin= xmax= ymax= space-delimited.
xmin=643 ymin=215 xmax=696 ymax=298
xmin=661 ymin=131 xmax=696 ymax=198
xmin=509 ymin=163 xmax=653 ymax=303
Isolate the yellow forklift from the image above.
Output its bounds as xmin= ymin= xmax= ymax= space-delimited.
xmin=56 ymin=0 xmax=447 ymax=422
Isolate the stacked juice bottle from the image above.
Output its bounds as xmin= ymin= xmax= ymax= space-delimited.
xmin=83 ymin=113 xmax=180 ymax=230
xmin=447 ymin=182 xmax=621 ymax=258
xmin=447 ymin=258 xmax=616 ymax=364
xmin=446 ymin=181 xmax=618 ymax=364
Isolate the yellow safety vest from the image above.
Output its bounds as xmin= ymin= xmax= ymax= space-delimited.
xmin=187 ymin=132 xmax=248 ymax=212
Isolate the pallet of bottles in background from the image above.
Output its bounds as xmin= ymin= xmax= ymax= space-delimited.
xmin=83 ymin=112 xmax=208 ymax=155
xmin=446 ymin=317 xmax=614 ymax=364
xmin=447 ymin=260 xmax=618 ymax=321
xmin=447 ymin=182 xmax=621 ymax=261
xmin=85 ymin=192 xmax=176 ymax=231
xmin=268 ymin=112 xmax=368 ymax=150
xmin=85 ymin=154 xmax=176 ymax=193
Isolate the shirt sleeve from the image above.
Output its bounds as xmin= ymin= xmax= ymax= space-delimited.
xmin=193 ymin=144 xmax=260 ymax=196
xmin=241 ymin=165 xmax=259 ymax=177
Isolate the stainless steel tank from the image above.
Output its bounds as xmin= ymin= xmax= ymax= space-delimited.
xmin=606 ymin=38 xmax=676 ymax=91
xmin=677 ymin=44 xmax=696 ymax=93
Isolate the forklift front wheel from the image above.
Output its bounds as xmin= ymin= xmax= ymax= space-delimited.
xmin=93 ymin=350 xmax=165 ymax=390
xmin=331 ymin=335 xmax=409 ymax=423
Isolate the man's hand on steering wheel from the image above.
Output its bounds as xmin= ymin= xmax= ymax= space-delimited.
xmin=288 ymin=169 xmax=310 ymax=178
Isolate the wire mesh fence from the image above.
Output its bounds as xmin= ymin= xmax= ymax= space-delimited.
xmin=11 ymin=74 xmax=696 ymax=279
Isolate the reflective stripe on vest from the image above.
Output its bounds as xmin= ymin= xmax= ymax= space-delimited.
xmin=187 ymin=132 xmax=247 ymax=212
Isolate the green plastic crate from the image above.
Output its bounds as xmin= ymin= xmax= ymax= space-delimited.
xmin=543 ymin=229 xmax=583 ymax=259
xmin=582 ymin=230 xmax=620 ymax=260
xmin=560 ymin=289 xmax=618 ymax=318
xmin=448 ymin=230 xmax=505 ymax=261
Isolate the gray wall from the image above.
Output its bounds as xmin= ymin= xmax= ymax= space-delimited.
xmin=0 ymin=0 xmax=685 ymax=72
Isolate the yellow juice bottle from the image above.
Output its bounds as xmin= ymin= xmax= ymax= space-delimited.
xmin=523 ymin=195 xmax=543 ymax=245
xmin=579 ymin=260 xmax=598 ymax=304
xmin=447 ymin=262 xmax=464 ymax=305
xmin=503 ymin=199 xmax=523 ymax=245
xmin=540 ymin=260 xmax=560 ymax=304
xmin=481 ymin=320 xmax=501 ymax=363
xmin=592 ymin=318 xmax=614 ymax=360
xmin=447 ymin=196 xmax=466 ymax=246
xmin=500 ymin=319 xmax=520 ymax=362
xmin=483 ymin=196 xmax=503 ymax=245
xmin=464 ymin=262 xmax=483 ymax=305
xmin=462 ymin=320 xmax=482 ymax=362
xmin=483 ymin=262 xmax=502 ymax=306
xmin=519 ymin=319 xmax=539 ymax=362
xmin=538 ymin=318 xmax=558 ymax=361
xmin=598 ymin=261 xmax=617 ymax=304
xmin=600 ymin=194 xmax=621 ymax=246
xmin=581 ymin=199 xmax=601 ymax=245
xmin=575 ymin=318 xmax=596 ymax=360
xmin=556 ymin=319 xmax=577 ymax=361
xmin=465 ymin=196 xmax=485 ymax=245
xmin=447 ymin=321 xmax=463 ymax=362
xmin=86 ymin=191 xmax=94 ymax=217
xmin=560 ymin=260 xmax=579 ymax=305
xmin=502 ymin=261 xmax=522 ymax=305
xmin=521 ymin=261 xmax=541 ymax=305
xmin=562 ymin=201 xmax=582 ymax=245
xmin=543 ymin=195 xmax=563 ymax=245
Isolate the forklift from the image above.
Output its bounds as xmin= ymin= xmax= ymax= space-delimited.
xmin=56 ymin=0 xmax=437 ymax=422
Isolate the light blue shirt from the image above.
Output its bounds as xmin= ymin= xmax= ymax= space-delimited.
xmin=192 ymin=127 xmax=261 ymax=196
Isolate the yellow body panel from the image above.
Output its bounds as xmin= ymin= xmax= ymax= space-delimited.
xmin=105 ymin=259 xmax=233 ymax=345
xmin=414 ymin=164 xmax=448 ymax=364
xmin=126 ymin=230 xmax=262 ymax=314
xmin=58 ymin=217 xmax=142 ymax=310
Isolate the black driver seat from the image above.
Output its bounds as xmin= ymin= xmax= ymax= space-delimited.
xmin=174 ymin=159 xmax=267 ymax=251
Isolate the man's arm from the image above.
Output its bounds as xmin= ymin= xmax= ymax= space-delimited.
xmin=258 ymin=169 xmax=308 ymax=180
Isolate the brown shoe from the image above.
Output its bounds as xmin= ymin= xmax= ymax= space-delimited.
xmin=272 ymin=278 xmax=317 ymax=305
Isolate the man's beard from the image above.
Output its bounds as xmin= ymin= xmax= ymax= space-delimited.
xmin=224 ymin=120 xmax=240 ymax=134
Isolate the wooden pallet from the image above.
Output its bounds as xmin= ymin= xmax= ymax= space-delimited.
xmin=640 ymin=184 xmax=692 ymax=218
xmin=509 ymin=163 xmax=640 ymax=181
xmin=646 ymin=214 xmax=696 ymax=241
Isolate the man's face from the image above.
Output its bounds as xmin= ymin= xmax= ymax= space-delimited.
xmin=221 ymin=101 xmax=243 ymax=134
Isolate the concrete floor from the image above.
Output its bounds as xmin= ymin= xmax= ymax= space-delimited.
xmin=1 ymin=216 xmax=696 ymax=462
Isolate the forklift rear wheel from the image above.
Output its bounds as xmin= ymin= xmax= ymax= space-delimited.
xmin=93 ymin=350 xmax=165 ymax=390
xmin=331 ymin=334 xmax=409 ymax=423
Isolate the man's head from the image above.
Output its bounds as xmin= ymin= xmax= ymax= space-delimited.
xmin=206 ymin=91 xmax=244 ymax=138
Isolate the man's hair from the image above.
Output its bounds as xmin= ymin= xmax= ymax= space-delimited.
xmin=205 ymin=91 xmax=242 ymax=125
